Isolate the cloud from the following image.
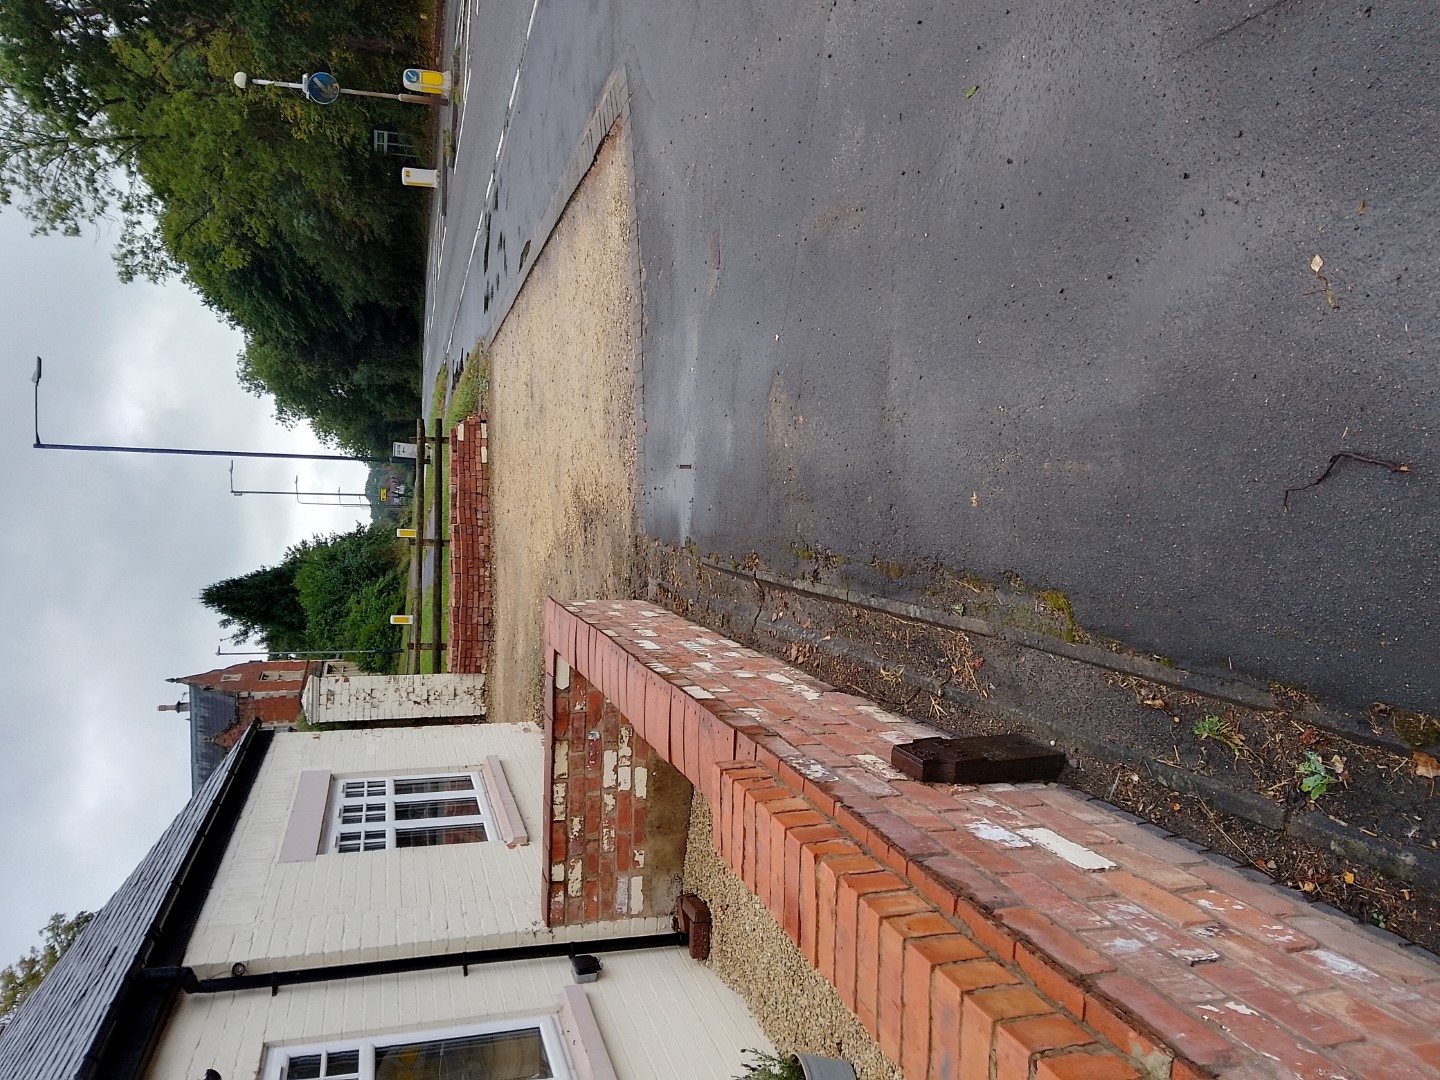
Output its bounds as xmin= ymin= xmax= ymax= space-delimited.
xmin=0 ymin=210 xmax=373 ymax=961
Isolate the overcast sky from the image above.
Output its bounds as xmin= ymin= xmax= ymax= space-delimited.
xmin=1 ymin=208 xmax=373 ymax=964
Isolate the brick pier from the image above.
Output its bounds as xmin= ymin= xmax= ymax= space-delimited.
xmin=544 ymin=599 xmax=1440 ymax=1080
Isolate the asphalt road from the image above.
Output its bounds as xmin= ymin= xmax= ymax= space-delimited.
xmin=429 ymin=0 xmax=1440 ymax=715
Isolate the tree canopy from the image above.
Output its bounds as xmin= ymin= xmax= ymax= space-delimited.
xmin=201 ymin=522 xmax=406 ymax=667
xmin=0 ymin=911 xmax=94 ymax=1024
xmin=0 ymin=0 xmax=431 ymax=451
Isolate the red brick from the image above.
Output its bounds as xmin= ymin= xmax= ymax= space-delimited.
xmin=1015 ymin=944 xmax=1090 ymax=1019
xmin=1194 ymin=963 xmax=1360 ymax=1048
xmin=920 ymin=854 xmax=1025 ymax=911
xmin=1185 ymin=891 xmax=1316 ymax=952
xmin=1102 ymin=871 xmax=1212 ymax=928
xmin=1003 ymin=851 xmax=1118 ymax=900
xmin=1034 ymin=1051 xmax=1142 ymax=1080
xmin=1092 ymin=974 xmax=1239 ymax=1069
xmin=1001 ymin=873 xmax=1111 ymax=930
xmin=1097 ymin=843 xmax=1209 ymax=891
xmin=777 ymin=811 xmax=829 ymax=936
xmin=642 ymin=677 xmax=672 ymax=759
xmin=1187 ymin=998 xmax=1351 ymax=1077
xmin=1285 ymin=914 xmax=1440 ymax=982
xmin=815 ymin=854 xmax=885 ymax=985
xmin=935 ymin=834 xmax=1034 ymax=877
xmin=834 ymin=870 xmax=908 ymax=1009
xmin=1183 ymin=860 xmax=1305 ymax=916
xmin=856 ymin=892 xmax=929 ymax=1037
xmin=1300 ymin=989 xmax=1438 ymax=1050
xmin=994 ymin=1014 xmax=1094 ymax=1080
xmin=900 ymin=936 xmax=991 ymax=1080
xmin=800 ymin=838 xmax=859 ymax=964
xmin=959 ymin=986 xmax=1053 ymax=1080
xmin=1334 ymin=1037 xmax=1440 ymax=1077
xmin=1080 ymin=989 xmax=1163 ymax=1065
xmin=928 ymin=962 xmax=1026 ymax=1080
xmin=754 ymin=795 xmax=810 ymax=913
xmin=952 ymin=894 xmax=1020 ymax=963
xmin=743 ymin=784 xmax=794 ymax=891
xmin=730 ymin=775 xmax=775 ymax=877
xmin=1206 ymin=933 xmax=1333 ymax=995
xmin=998 ymin=908 xmax=1116 ymax=977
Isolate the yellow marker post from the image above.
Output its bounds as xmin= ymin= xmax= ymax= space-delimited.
xmin=396 ymin=528 xmax=418 ymax=539
xmin=402 ymin=68 xmax=452 ymax=96
xmin=390 ymin=614 xmax=414 ymax=625
xmin=401 ymin=167 xmax=439 ymax=188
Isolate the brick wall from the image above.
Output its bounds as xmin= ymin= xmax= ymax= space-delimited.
xmin=448 ymin=416 xmax=492 ymax=672
xmin=543 ymin=663 xmax=690 ymax=926
xmin=545 ymin=599 xmax=1440 ymax=1080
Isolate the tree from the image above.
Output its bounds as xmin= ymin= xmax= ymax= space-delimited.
xmin=0 ymin=911 xmax=94 ymax=1023
xmin=200 ymin=559 xmax=308 ymax=650
xmin=200 ymin=524 xmax=406 ymax=666
xmin=0 ymin=0 xmax=432 ymax=450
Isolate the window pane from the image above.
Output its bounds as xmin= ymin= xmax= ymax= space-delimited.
xmin=393 ymin=798 xmax=480 ymax=820
xmin=284 ymin=1054 xmax=322 ymax=1079
xmin=340 ymin=803 xmax=386 ymax=825
xmin=374 ymin=1029 xmax=551 ymax=1080
xmin=326 ymin=1049 xmax=360 ymax=1076
xmin=395 ymin=824 xmax=486 ymax=847
xmin=393 ymin=776 xmax=473 ymax=795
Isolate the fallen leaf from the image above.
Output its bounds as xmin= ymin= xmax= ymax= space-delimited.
xmin=966 ymin=85 xmax=980 ymax=98
xmin=971 ymin=491 xmax=979 ymax=508
xmin=1357 ymin=200 xmax=1366 ymax=215
xmin=1343 ymin=871 xmax=1356 ymax=885
xmin=1171 ymin=802 xmax=1182 ymax=811
xmin=1415 ymin=751 xmax=1440 ymax=779
xmin=1311 ymin=255 xmax=1324 ymax=272
xmin=1141 ymin=696 xmax=1167 ymax=710
xmin=1301 ymin=881 xmax=1317 ymax=893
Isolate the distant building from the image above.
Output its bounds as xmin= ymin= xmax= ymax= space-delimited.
xmin=164 ymin=659 xmax=361 ymax=791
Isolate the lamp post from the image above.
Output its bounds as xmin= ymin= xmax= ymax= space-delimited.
xmin=227 ymin=462 xmax=371 ymax=503
xmin=31 ymin=357 xmax=391 ymax=464
xmin=214 ymin=645 xmax=402 ymax=658
xmin=233 ymin=70 xmax=441 ymax=107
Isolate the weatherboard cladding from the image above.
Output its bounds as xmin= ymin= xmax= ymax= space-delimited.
xmin=188 ymin=685 xmax=239 ymax=791
xmin=0 ymin=728 xmax=257 ymax=1080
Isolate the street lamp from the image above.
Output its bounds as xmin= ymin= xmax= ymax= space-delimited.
xmin=233 ymin=70 xmax=441 ymax=107
xmin=228 ymin=462 xmax=370 ymax=503
xmin=31 ymin=357 xmax=392 ymax=464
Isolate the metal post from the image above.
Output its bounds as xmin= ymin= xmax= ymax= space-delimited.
xmin=411 ymin=419 xmax=427 ymax=675
xmin=432 ymin=417 xmax=444 ymax=675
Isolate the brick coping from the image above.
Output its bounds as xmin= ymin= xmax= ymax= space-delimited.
xmin=544 ymin=599 xmax=1440 ymax=1080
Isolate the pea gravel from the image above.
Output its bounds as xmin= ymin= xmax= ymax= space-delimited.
xmin=683 ymin=797 xmax=905 ymax=1080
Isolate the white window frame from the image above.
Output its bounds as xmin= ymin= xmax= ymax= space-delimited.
xmin=324 ymin=772 xmax=494 ymax=853
xmin=261 ymin=1016 xmax=571 ymax=1080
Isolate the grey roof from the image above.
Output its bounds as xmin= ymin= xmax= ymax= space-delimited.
xmin=188 ymin=685 xmax=238 ymax=792
xmin=0 ymin=727 xmax=261 ymax=1080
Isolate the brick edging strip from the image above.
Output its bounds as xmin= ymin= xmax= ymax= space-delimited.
xmin=447 ymin=416 xmax=492 ymax=672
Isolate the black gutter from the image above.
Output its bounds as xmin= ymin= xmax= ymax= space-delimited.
xmin=88 ymin=725 xmax=274 ymax=1080
xmin=154 ymin=932 xmax=688 ymax=997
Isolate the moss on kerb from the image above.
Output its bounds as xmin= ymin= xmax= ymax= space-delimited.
xmin=1381 ymin=705 xmax=1440 ymax=749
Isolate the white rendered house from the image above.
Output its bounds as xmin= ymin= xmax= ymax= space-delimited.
xmin=0 ymin=722 xmax=767 ymax=1080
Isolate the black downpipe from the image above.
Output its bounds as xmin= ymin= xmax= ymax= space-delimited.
xmin=161 ymin=932 xmax=689 ymax=996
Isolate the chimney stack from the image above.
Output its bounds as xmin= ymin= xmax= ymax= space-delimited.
xmin=157 ymin=700 xmax=191 ymax=714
